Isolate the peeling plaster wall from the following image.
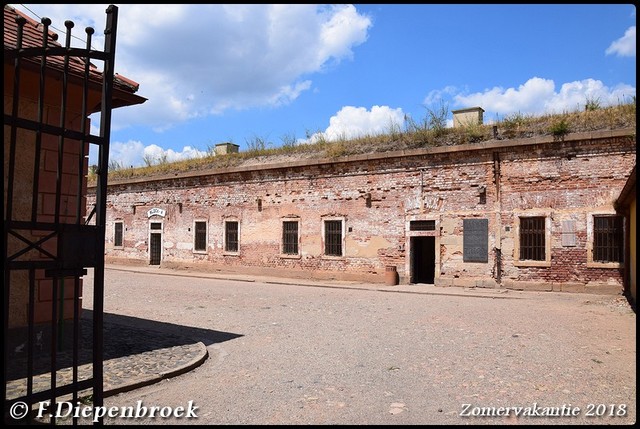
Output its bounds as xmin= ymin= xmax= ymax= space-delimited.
xmin=90 ymin=133 xmax=636 ymax=293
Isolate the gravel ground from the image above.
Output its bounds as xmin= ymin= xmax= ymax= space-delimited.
xmin=80 ymin=268 xmax=635 ymax=425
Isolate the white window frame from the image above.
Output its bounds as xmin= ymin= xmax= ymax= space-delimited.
xmin=223 ymin=219 xmax=240 ymax=255
xmin=513 ymin=212 xmax=551 ymax=267
xmin=114 ymin=220 xmax=124 ymax=249
xmin=322 ymin=217 xmax=345 ymax=258
xmin=281 ymin=218 xmax=301 ymax=258
xmin=586 ymin=211 xmax=624 ymax=269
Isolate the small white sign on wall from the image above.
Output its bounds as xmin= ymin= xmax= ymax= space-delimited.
xmin=147 ymin=207 xmax=166 ymax=218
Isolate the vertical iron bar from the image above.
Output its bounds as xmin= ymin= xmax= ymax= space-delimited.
xmin=54 ymin=23 xmax=74 ymax=371
xmin=27 ymin=270 xmax=36 ymax=416
xmin=55 ymin=21 xmax=74 ymax=226
xmin=4 ymin=14 xmax=27 ymax=413
xmin=93 ymin=4 xmax=120 ymax=421
xmin=50 ymin=277 xmax=58 ymax=425
xmin=6 ymin=16 xmax=26 ymax=224
xmin=77 ymin=27 xmax=95 ymax=224
xmin=31 ymin=17 xmax=52 ymax=223
xmin=72 ymin=276 xmax=81 ymax=426
xmin=73 ymin=27 xmax=95 ymax=418
xmin=2 ymin=267 xmax=8 ymax=411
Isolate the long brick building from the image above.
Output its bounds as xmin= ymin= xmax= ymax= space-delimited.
xmin=89 ymin=122 xmax=636 ymax=296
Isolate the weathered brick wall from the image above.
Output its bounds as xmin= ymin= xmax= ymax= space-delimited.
xmin=90 ymin=132 xmax=636 ymax=293
xmin=497 ymin=136 xmax=635 ymax=293
xmin=4 ymin=91 xmax=87 ymax=327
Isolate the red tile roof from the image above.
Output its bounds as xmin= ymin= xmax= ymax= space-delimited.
xmin=4 ymin=4 xmax=141 ymax=94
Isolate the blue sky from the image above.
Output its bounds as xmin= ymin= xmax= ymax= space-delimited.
xmin=12 ymin=4 xmax=636 ymax=168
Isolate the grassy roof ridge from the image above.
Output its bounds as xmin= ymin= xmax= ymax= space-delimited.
xmin=90 ymin=101 xmax=636 ymax=185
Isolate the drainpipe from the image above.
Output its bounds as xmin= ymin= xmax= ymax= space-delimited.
xmin=493 ymin=152 xmax=502 ymax=284
xmin=420 ymin=168 xmax=425 ymax=210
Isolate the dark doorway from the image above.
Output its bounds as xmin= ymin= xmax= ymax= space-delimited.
xmin=411 ymin=236 xmax=435 ymax=284
xmin=150 ymin=233 xmax=162 ymax=265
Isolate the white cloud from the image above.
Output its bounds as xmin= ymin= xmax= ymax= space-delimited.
xmin=317 ymin=4 xmax=371 ymax=64
xmin=423 ymin=86 xmax=460 ymax=106
xmin=606 ymin=26 xmax=636 ymax=57
xmin=305 ymin=105 xmax=405 ymax=143
xmin=105 ymin=140 xmax=144 ymax=169
xmin=452 ymin=77 xmax=636 ymax=117
xmin=13 ymin=4 xmax=372 ymax=133
xmin=454 ymin=77 xmax=555 ymax=115
xmin=89 ymin=140 xmax=207 ymax=168
xmin=142 ymin=144 xmax=207 ymax=165
xmin=264 ymin=80 xmax=313 ymax=109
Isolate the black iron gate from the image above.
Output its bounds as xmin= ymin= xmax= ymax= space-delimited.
xmin=4 ymin=5 xmax=119 ymax=425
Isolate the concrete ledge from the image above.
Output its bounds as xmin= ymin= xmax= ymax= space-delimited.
xmin=107 ymin=260 xmax=386 ymax=284
xmin=434 ymin=277 xmax=453 ymax=287
xmin=106 ymin=257 xmax=148 ymax=267
xmin=503 ymin=280 xmax=523 ymax=290
xmin=557 ymin=282 xmax=586 ymax=293
xmin=584 ymin=283 xmax=623 ymax=295
xmin=503 ymin=280 xmax=553 ymax=292
xmin=453 ymin=278 xmax=477 ymax=288
xmin=476 ymin=279 xmax=499 ymax=289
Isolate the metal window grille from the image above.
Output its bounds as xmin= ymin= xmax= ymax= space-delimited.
xmin=282 ymin=221 xmax=298 ymax=254
xmin=194 ymin=221 xmax=206 ymax=251
xmin=114 ymin=222 xmax=123 ymax=247
xmin=519 ymin=217 xmax=545 ymax=261
xmin=150 ymin=222 xmax=162 ymax=230
xmin=410 ymin=220 xmax=436 ymax=231
xmin=324 ymin=220 xmax=343 ymax=256
xmin=593 ymin=216 xmax=623 ymax=262
xmin=225 ymin=221 xmax=239 ymax=252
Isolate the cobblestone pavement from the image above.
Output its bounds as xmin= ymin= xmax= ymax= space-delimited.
xmin=6 ymin=316 xmax=208 ymax=403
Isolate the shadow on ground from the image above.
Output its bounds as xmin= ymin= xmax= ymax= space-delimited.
xmin=6 ymin=310 xmax=242 ymax=381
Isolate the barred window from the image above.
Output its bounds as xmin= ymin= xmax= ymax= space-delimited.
xmin=324 ymin=220 xmax=343 ymax=256
xmin=225 ymin=221 xmax=239 ymax=252
xmin=593 ymin=216 xmax=623 ymax=263
xmin=194 ymin=221 xmax=207 ymax=252
xmin=114 ymin=222 xmax=123 ymax=247
xmin=519 ymin=217 xmax=545 ymax=261
xmin=410 ymin=220 xmax=435 ymax=231
xmin=282 ymin=221 xmax=299 ymax=255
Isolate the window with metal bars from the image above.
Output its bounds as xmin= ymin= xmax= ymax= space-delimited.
xmin=519 ymin=217 xmax=545 ymax=261
xmin=593 ymin=215 xmax=623 ymax=263
xmin=225 ymin=221 xmax=239 ymax=252
xmin=410 ymin=220 xmax=436 ymax=231
xmin=194 ymin=221 xmax=207 ymax=252
xmin=324 ymin=220 xmax=343 ymax=256
xmin=114 ymin=221 xmax=123 ymax=247
xmin=282 ymin=221 xmax=299 ymax=255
